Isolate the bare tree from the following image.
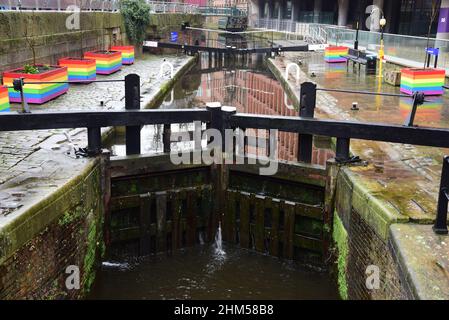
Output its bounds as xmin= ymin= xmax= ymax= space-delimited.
xmin=424 ymin=0 xmax=442 ymax=68
xmin=23 ymin=12 xmax=37 ymax=66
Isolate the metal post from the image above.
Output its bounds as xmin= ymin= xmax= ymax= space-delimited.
xmin=434 ymin=156 xmax=449 ymax=235
xmin=354 ymin=21 xmax=359 ymax=50
xmin=206 ymin=103 xmax=222 ymax=147
xmin=298 ymin=82 xmax=316 ymax=163
xmin=87 ymin=127 xmax=102 ymax=156
xmin=405 ymin=92 xmax=425 ymax=127
xmin=125 ymin=74 xmax=141 ymax=155
xmin=163 ymin=124 xmax=171 ymax=153
xmin=336 ymin=138 xmax=350 ymax=163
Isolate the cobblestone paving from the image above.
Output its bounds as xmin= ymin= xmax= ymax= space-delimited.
xmin=275 ymin=52 xmax=448 ymax=222
xmin=0 ymin=54 xmax=192 ymax=222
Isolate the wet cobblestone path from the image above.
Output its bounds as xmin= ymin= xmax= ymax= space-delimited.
xmin=275 ymin=52 xmax=449 ymax=222
xmin=0 ymin=54 xmax=192 ymax=220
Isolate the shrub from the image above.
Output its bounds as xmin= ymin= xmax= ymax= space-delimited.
xmin=120 ymin=0 xmax=151 ymax=45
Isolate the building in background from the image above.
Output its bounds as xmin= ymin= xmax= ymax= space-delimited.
xmin=209 ymin=0 xmax=248 ymax=10
xmin=183 ymin=0 xmax=208 ymax=6
xmin=249 ymin=0 xmax=448 ymax=38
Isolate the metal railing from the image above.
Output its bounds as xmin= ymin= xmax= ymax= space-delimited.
xmin=253 ymin=17 xmax=449 ymax=70
xmin=0 ymin=75 xmax=447 ymax=234
xmin=147 ymin=1 xmax=199 ymax=14
xmin=0 ymin=0 xmax=200 ymax=12
xmin=198 ymin=6 xmax=247 ymax=17
xmin=0 ymin=0 xmax=120 ymax=11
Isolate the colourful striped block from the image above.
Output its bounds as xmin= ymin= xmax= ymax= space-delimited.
xmin=0 ymin=86 xmax=10 ymax=112
xmin=58 ymin=57 xmax=96 ymax=82
xmin=84 ymin=51 xmax=122 ymax=75
xmin=2 ymin=65 xmax=69 ymax=104
xmin=400 ymin=97 xmax=443 ymax=123
xmin=111 ymin=46 xmax=135 ymax=65
xmin=325 ymin=46 xmax=348 ymax=63
xmin=400 ymin=68 xmax=445 ymax=96
xmin=325 ymin=63 xmax=346 ymax=79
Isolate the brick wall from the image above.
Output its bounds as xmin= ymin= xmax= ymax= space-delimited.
xmin=342 ymin=209 xmax=413 ymax=300
xmin=0 ymin=161 xmax=105 ymax=299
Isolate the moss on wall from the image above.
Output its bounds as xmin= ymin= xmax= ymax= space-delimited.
xmin=333 ymin=211 xmax=349 ymax=300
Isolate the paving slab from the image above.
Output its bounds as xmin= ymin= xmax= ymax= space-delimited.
xmin=0 ymin=54 xmax=194 ymax=227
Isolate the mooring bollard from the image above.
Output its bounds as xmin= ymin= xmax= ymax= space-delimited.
xmin=298 ymin=82 xmax=316 ymax=163
xmin=87 ymin=127 xmax=102 ymax=156
xmin=125 ymin=74 xmax=141 ymax=155
xmin=434 ymin=156 xmax=449 ymax=235
xmin=404 ymin=92 xmax=425 ymax=127
xmin=335 ymin=137 xmax=351 ymax=163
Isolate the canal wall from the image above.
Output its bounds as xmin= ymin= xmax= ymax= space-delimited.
xmin=266 ymin=56 xmax=449 ymax=300
xmin=0 ymin=12 xmax=127 ymax=74
xmin=0 ymin=54 xmax=197 ymax=299
xmin=106 ymin=153 xmax=332 ymax=269
xmin=0 ymin=11 xmax=203 ymax=75
xmin=0 ymin=158 xmax=106 ymax=299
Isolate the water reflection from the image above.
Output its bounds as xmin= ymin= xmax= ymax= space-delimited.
xmin=89 ymin=245 xmax=339 ymax=300
xmin=110 ymin=50 xmax=335 ymax=165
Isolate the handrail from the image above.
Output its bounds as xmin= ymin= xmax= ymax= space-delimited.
xmin=1 ymin=76 xmax=447 ymax=233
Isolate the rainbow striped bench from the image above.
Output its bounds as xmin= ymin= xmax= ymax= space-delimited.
xmin=84 ymin=51 xmax=122 ymax=75
xmin=0 ymin=86 xmax=10 ymax=112
xmin=325 ymin=46 xmax=348 ymax=63
xmin=400 ymin=68 xmax=446 ymax=96
xmin=111 ymin=46 xmax=135 ymax=65
xmin=58 ymin=57 xmax=96 ymax=82
xmin=2 ymin=65 xmax=69 ymax=104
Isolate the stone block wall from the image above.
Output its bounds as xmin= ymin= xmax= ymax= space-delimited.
xmin=0 ymin=12 xmax=127 ymax=74
xmin=0 ymin=159 xmax=105 ymax=299
xmin=332 ymin=168 xmax=414 ymax=300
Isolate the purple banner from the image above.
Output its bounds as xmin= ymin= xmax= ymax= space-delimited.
xmin=438 ymin=7 xmax=449 ymax=33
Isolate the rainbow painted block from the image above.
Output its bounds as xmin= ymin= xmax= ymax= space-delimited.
xmin=324 ymin=46 xmax=348 ymax=63
xmin=111 ymin=46 xmax=135 ymax=65
xmin=3 ymin=65 xmax=69 ymax=104
xmin=58 ymin=57 xmax=96 ymax=82
xmin=84 ymin=51 xmax=122 ymax=75
xmin=400 ymin=68 xmax=446 ymax=96
xmin=0 ymin=86 xmax=10 ymax=112
xmin=400 ymin=97 xmax=443 ymax=123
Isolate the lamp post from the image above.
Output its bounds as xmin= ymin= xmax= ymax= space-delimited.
xmin=378 ymin=16 xmax=387 ymax=78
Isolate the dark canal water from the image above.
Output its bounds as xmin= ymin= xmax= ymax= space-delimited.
xmin=98 ymin=36 xmax=338 ymax=300
xmin=90 ymin=244 xmax=338 ymax=300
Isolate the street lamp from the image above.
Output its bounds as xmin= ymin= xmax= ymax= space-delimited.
xmin=378 ymin=16 xmax=387 ymax=78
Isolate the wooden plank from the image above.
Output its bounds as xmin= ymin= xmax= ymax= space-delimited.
xmin=293 ymin=234 xmax=322 ymax=253
xmin=269 ymin=198 xmax=280 ymax=257
xmin=139 ymin=194 xmax=152 ymax=255
xmin=282 ymin=201 xmax=295 ymax=260
xmin=186 ymin=189 xmax=197 ymax=247
xmin=155 ymin=192 xmax=167 ymax=253
xmin=225 ymin=191 xmax=237 ymax=244
xmin=229 ymin=114 xmax=449 ymax=149
xmin=179 ymin=190 xmax=187 ymax=247
xmin=201 ymin=187 xmax=213 ymax=243
xmin=239 ymin=192 xmax=250 ymax=249
xmin=295 ymin=203 xmax=324 ymax=220
xmin=110 ymin=195 xmax=140 ymax=211
xmin=172 ymin=191 xmax=182 ymax=250
xmin=255 ymin=195 xmax=265 ymax=253
xmin=0 ymin=109 xmax=211 ymax=132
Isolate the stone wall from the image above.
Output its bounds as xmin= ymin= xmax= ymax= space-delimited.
xmin=0 ymin=11 xmax=204 ymax=75
xmin=332 ymin=168 xmax=414 ymax=300
xmin=0 ymin=158 xmax=106 ymax=299
xmin=0 ymin=11 xmax=127 ymax=74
